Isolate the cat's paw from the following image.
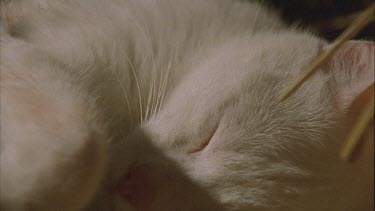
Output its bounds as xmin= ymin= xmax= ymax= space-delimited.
xmin=0 ymin=45 xmax=109 ymax=210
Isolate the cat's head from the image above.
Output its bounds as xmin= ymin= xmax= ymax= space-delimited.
xmin=114 ymin=32 xmax=374 ymax=210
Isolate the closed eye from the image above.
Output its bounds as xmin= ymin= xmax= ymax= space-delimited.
xmin=187 ymin=126 xmax=218 ymax=154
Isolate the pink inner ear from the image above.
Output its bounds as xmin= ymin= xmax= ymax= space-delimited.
xmin=324 ymin=41 xmax=374 ymax=111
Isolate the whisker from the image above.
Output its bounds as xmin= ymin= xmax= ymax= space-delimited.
xmin=154 ymin=56 xmax=168 ymax=116
xmin=150 ymin=60 xmax=158 ymax=118
xmin=108 ymin=39 xmax=134 ymax=129
xmin=158 ymin=55 xmax=173 ymax=113
xmin=251 ymin=0 xmax=264 ymax=35
xmin=114 ymin=72 xmax=134 ymax=130
xmin=124 ymin=11 xmax=154 ymax=122
xmin=145 ymin=54 xmax=155 ymax=121
xmin=125 ymin=55 xmax=143 ymax=124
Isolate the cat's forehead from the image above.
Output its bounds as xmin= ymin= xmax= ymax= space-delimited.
xmin=148 ymin=33 xmax=324 ymax=138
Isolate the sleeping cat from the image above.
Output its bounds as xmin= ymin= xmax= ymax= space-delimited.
xmin=0 ymin=0 xmax=374 ymax=210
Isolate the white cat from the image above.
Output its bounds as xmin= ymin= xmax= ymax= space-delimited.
xmin=0 ymin=0 xmax=373 ymax=210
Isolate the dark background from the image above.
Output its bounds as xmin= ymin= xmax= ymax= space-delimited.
xmin=261 ymin=0 xmax=374 ymax=41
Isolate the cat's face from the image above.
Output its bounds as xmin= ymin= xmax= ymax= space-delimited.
xmin=113 ymin=33 xmax=374 ymax=210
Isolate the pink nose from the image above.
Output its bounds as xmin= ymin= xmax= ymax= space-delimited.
xmin=117 ymin=166 xmax=154 ymax=210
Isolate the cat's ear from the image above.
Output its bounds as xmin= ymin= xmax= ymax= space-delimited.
xmin=324 ymin=41 xmax=374 ymax=112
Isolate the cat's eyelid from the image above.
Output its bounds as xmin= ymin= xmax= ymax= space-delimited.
xmin=187 ymin=124 xmax=218 ymax=154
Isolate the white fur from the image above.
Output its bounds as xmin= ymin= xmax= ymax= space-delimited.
xmin=0 ymin=0 xmax=373 ymax=210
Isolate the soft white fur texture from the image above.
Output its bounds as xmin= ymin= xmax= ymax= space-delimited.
xmin=0 ymin=0 xmax=373 ymax=210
